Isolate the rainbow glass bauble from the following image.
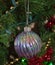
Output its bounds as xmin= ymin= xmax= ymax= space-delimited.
xmin=14 ymin=27 xmax=42 ymax=59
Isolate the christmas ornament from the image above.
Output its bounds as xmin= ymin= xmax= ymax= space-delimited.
xmin=48 ymin=15 xmax=55 ymax=24
xmin=42 ymin=47 xmax=53 ymax=61
xmin=45 ymin=15 xmax=55 ymax=30
xmin=14 ymin=27 xmax=42 ymax=59
xmin=14 ymin=0 xmax=42 ymax=59
xmin=19 ymin=57 xmax=28 ymax=65
xmin=45 ymin=21 xmax=54 ymax=29
xmin=28 ymin=47 xmax=53 ymax=65
xmin=48 ymin=61 xmax=53 ymax=65
xmin=28 ymin=56 xmax=43 ymax=65
xmin=43 ymin=61 xmax=53 ymax=65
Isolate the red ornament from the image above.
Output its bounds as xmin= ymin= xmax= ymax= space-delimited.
xmin=46 ymin=47 xmax=53 ymax=55
xmin=45 ymin=21 xmax=54 ymax=29
xmin=36 ymin=57 xmax=44 ymax=63
xmin=42 ymin=54 xmax=51 ymax=61
xmin=49 ymin=16 xmax=55 ymax=24
xmin=42 ymin=47 xmax=53 ymax=61
xmin=28 ymin=47 xmax=53 ymax=65
xmin=28 ymin=56 xmax=43 ymax=65
xmin=46 ymin=55 xmax=51 ymax=61
xmin=35 ymin=63 xmax=42 ymax=65
xmin=28 ymin=56 xmax=38 ymax=65
xmin=45 ymin=15 xmax=55 ymax=29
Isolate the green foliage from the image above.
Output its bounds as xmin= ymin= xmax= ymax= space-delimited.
xmin=0 ymin=12 xmax=17 ymax=47
xmin=0 ymin=0 xmax=55 ymax=65
xmin=0 ymin=45 xmax=8 ymax=65
xmin=0 ymin=0 xmax=7 ymax=13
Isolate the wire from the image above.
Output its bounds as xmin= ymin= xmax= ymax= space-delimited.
xmin=11 ymin=0 xmax=16 ymax=7
xmin=24 ymin=0 xmax=30 ymax=26
xmin=26 ymin=0 xmax=29 ymax=25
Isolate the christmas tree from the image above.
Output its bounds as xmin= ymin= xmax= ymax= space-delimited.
xmin=0 ymin=0 xmax=55 ymax=65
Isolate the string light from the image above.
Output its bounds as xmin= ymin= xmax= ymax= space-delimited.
xmin=45 ymin=47 xmax=48 ymax=50
xmin=10 ymin=55 xmax=14 ymax=59
xmin=15 ymin=58 xmax=19 ymax=61
xmin=53 ymin=30 xmax=55 ymax=32
xmin=45 ymin=44 xmax=49 ymax=50
xmin=4 ymin=57 xmax=19 ymax=65
xmin=10 ymin=62 xmax=14 ymax=64
xmin=46 ymin=44 xmax=49 ymax=47
xmin=16 ymin=1 xmax=19 ymax=4
xmin=17 ymin=26 xmax=21 ymax=30
xmin=48 ymin=41 xmax=51 ymax=44
xmin=10 ymin=6 xmax=14 ymax=9
xmin=6 ymin=11 xmax=9 ymax=14
xmin=49 ymin=38 xmax=51 ymax=41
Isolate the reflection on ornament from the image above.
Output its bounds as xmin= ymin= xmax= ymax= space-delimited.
xmin=14 ymin=27 xmax=42 ymax=59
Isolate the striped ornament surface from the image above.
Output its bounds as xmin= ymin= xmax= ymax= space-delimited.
xmin=14 ymin=31 xmax=42 ymax=59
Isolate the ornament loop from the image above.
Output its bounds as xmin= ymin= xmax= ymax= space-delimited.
xmin=24 ymin=26 xmax=31 ymax=32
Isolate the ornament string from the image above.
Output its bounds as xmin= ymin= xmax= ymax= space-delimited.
xmin=24 ymin=0 xmax=31 ymax=25
xmin=11 ymin=0 xmax=16 ymax=7
xmin=27 ymin=0 xmax=29 ymax=25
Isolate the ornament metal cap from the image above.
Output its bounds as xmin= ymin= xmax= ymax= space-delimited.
xmin=24 ymin=26 xmax=31 ymax=32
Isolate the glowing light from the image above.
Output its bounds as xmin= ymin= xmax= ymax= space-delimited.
xmin=10 ymin=6 xmax=14 ymax=9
